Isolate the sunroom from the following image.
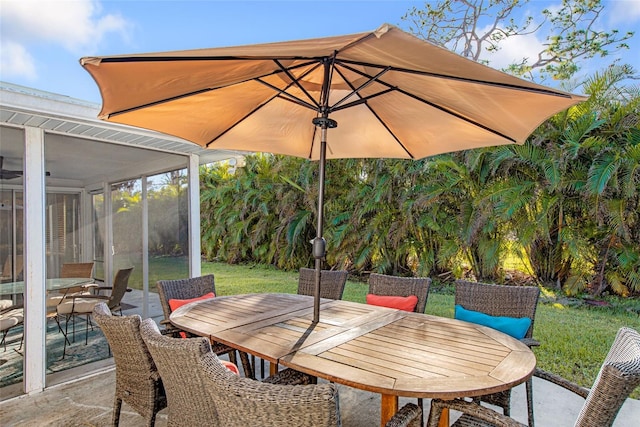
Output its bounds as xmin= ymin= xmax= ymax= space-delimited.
xmin=0 ymin=82 xmax=241 ymax=400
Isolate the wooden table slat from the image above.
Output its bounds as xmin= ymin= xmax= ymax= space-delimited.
xmin=282 ymin=351 xmax=397 ymax=391
xmin=341 ymin=337 xmax=494 ymax=376
xmin=295 ymin=310 xmax=405 ymax=356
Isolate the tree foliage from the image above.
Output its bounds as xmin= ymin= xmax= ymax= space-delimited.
xmin=199 ymin=65 xmax=639 ymax=297
xmin=402 ymin=0 xmax=634 ymax=81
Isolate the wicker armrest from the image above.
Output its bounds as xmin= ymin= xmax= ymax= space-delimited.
xmin=385 ymin=403 xmax=422 ymax=427
xmin=534 ymin=368 xmax=590 ymax=399
xmin=427 ymin=399 xmax=526 ymax=427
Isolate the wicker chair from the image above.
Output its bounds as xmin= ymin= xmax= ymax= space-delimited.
xmin=156 ymin=275 xmax=253 ymax=379
xmin=92 ymin=303 xmax=166 ymax=427
xmin=453 ymin=280 xmax=540 ymax=426
xmin=140 ymin=318 xmax=422 ymax=427
xmin=297 ymin=268 xmax=348 ymax=300
xmin=427 ymin=327 xmax=640 ymax=427
xmin=368 ymin=273 xmax=431 ymax=314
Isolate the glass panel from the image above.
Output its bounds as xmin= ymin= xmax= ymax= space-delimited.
xmin=44 ymin=191 xmax=104 ymax=377
xmin=0 ymin=190 xmax=24 ymax=389
xmin=1 ymin=190 xmax=16 ymax=282
xmin=148 ymin=169 xmax=189 ymax=292
xmin=0 ymin=126 xmax=25 ymax=394
xmin=91 ymin=193 xmax=105 ymax=282
xmin=14 ymin=192 xmax=24 ymax=286
xmin=111 ymin=179 xmax=142 ymax=289
xmin=45 ymin=193 xmax=81 ymax=278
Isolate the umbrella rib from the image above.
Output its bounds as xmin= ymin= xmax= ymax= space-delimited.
xmin=337 ymin=62 xmax=518 ymax=143
xmin=204 ymin=58 xmax=329 ymax=149
xmin=331 ymin=66 xmax=392 ymax=110
xmin=204 ymin=91 xmax=284 ymax=148
xmin=273 ymin=59 xmax=322 ymax=109
xmin=330 ymin=87 xmax=395 ymax=112
xmin=102 ymin=58 xmax=322 ymax=118
xmin=331 ymin=65 xmax=414 ymax=159
xmin=338 ymin=59 xmax=573 ymax=99
xmin=255 ymin=78 xmax=319 ymax=111
xmin=103 ymin=87 xmax=218 ymax=118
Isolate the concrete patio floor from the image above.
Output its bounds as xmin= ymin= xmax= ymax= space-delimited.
xmin=1 ymin=359 xmax=638 ymax=426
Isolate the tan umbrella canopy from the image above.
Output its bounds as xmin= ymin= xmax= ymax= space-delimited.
xmin=81 ymin=23 xmax=585 ymax=322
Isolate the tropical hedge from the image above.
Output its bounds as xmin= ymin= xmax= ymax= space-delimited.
xmin=200 ymin=67 xmax=639 ymax=297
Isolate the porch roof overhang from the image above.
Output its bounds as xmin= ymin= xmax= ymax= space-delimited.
xmin=0 ymin=81 xmax=244 ymax=187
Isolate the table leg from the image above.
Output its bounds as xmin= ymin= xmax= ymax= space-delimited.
xmin=269 ymin=361 xmax=278 ymax=376
xmin=380 ymin=394 xmax=398 ymax=427
xmin=438 ymin=408 xmax=450 ymax=427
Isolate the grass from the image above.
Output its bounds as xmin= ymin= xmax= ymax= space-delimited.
xmin=202 ymin=261 xmax=640 ymax=399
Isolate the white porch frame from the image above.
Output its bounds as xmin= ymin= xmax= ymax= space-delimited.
xmin=1 ymin=82 xmax=242 ymax=396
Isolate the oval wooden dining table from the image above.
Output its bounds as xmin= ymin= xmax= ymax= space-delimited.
xmin=170 ymin=293 xmax=536 ymax=427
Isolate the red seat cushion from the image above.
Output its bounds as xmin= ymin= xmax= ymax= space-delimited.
xmin=366 ymin=294 xmax=418 ymax=312
xmin=168 ymin=292 xmax=215 ymax=312
xmin=221 ymin=360 xmax=240 ymax=375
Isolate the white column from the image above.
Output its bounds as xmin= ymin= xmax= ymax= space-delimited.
xmin=141 ymin=176 xmax=149 ymax=319
xmin=23 ymin=127 xmax=46 ymax=394
xmin=104 ymin=182 xmax=113 ymax=286
xmin=188 ymin=155 xmax=201 ymax=277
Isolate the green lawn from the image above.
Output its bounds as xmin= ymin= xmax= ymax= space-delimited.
xmin=203 ymin=261 xmax=640 ymax=399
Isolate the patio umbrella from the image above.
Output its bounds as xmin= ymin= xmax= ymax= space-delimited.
xmin=80 ymin=24 xmax=585 ymax=322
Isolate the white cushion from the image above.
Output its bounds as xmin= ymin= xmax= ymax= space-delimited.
xmin=56 ymin=298 xmax=101 ymax=315
xmin=0 ymin=308 xmax=24 ymax=331
xmin=0 ymin=299 xmax=14 ymax=310
xmin=47 ymin=291 xmax=92 ymax=308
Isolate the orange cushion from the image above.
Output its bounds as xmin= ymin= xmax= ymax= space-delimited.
xmin=168 ymin=292 xmax=215 ymax=312
xmin=221 ymin=360 xmax=240 ymax=375
xmin=366 ymin=294 xmax=418 ymax=312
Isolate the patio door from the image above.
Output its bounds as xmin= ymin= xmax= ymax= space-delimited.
xmin=109 ymin=169 xmax=190 ymax=317
xmin=111 ymin=179 xmax=143 ymax=291
xmin=90 ymin=192 xmax=105 ymax=282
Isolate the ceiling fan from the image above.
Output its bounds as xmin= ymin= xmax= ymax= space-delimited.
xmin=0 ymin=156 xmax=50 ymax=180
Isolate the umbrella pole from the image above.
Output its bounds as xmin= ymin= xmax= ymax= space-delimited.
xmin=311 ymin=116 xmax=336 ymax=323
xmin=312 ymin=124 xmax=327 ymax=324
xmin=312 ymin=58 xmax=336 ymax=324
xmin=313 ymin=137 xmax=326 ymax=324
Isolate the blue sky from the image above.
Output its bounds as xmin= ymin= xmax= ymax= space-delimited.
xmin=1 ymin=0 xmax=639 ymax=104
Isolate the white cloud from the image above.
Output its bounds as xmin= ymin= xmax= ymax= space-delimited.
xmin=481 ymin=32 xmax=545 ymax=72
xmin=473 ymin=17 xmax=546 ymax=73
xmin=0 ymin=40 xmax=37 ymax=81
xmin=0 ymin=0 xmax=129 ymax=80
